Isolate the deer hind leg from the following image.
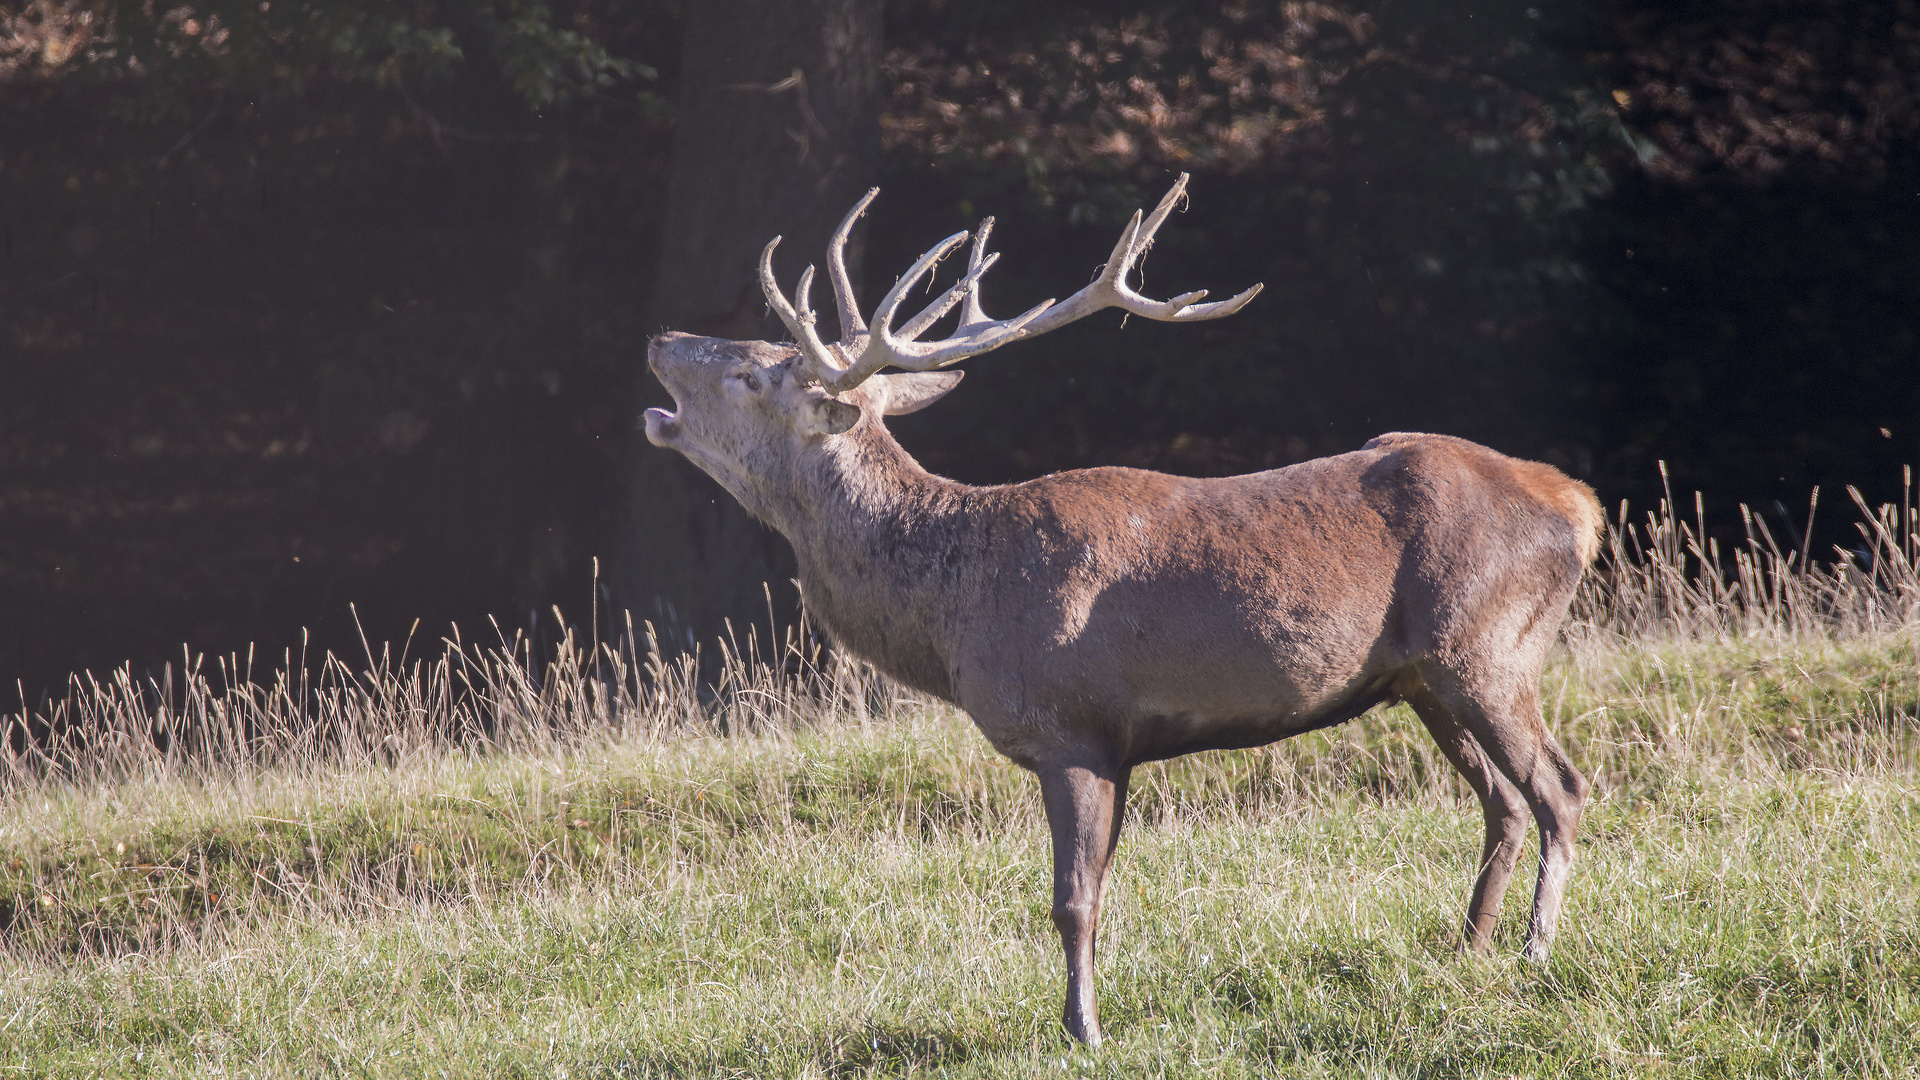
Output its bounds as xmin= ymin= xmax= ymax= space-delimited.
xmin=1038 ymin=759 xmax=1132 ymax=1048
xmin=1404 ymin=682 xmax=1532 ymax=954
xmin=1414 ymin=665 xmax=1590 ymax=962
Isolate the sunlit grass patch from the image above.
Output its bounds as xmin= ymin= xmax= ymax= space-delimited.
xmin=8 ymin=748 xmax=1913 ymax=1077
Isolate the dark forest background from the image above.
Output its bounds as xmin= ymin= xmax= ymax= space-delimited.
xmin=2 ymin=0 xmax=1917 ymax=702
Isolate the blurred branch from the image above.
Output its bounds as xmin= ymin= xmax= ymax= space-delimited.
xmin=724 ymin=67 xmax=830 ymax=163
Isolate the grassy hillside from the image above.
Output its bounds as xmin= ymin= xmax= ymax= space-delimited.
xmin=4 ymin=495 xmax=1918 ymax=1077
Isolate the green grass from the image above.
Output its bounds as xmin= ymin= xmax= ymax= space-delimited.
xmin=5 ymin=632 xmax=1918 ymax=1078
xmin=4 ymin=490 xmax=1920 ymax=1076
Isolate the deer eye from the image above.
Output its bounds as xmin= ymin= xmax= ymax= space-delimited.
xmin=729 ymin=371 xmax=763 ymax=393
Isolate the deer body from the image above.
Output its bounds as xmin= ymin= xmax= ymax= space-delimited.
xmin=643 ymin=178 xmax=1598 ymax=1047
xmin=777 ymin=422 xmax=1591 ymax=767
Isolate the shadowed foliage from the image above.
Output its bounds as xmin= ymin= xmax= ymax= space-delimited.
xmin=2 ymin=0 xmax=1917 ymax=693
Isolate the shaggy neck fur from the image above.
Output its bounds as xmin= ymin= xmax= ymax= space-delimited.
xmin=758 ymin=413 xmax=977 ymax=699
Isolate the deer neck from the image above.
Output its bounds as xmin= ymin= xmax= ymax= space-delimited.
xmin=768 ymin=421 xmax=972 ymax=698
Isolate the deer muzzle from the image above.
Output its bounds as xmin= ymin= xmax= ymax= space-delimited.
xmin=643 ymin=335 xmax=687 ymax=445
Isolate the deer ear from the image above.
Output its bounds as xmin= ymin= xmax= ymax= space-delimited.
xmin=803 ymin=396 xmax=862 ymax=436
xmin=876 ymin=371 xmax=964 ymax=416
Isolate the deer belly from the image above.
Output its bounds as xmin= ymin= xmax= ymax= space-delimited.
xmin=1098 ymin=613 xmax=1401 ymax=762
xmin=950 ymin=569 xmax=1402 ymax=765
xmin=1123 ymin=672 xmax=1398 ymax=763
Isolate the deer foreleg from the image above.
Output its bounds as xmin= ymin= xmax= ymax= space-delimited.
xmin=1039 ymin=759 xmax=1131 ymax=1048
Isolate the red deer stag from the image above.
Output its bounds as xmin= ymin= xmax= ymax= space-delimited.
xmin=643 ymin=175 xmax=1600 ymax=1047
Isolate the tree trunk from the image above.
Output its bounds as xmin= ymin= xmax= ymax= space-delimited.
xmin=611 ymin=0 xmax=884 ymax=659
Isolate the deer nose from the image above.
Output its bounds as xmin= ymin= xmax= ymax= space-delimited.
xmin=645 ymin=334 xmax=676 ymax=372
xmin=647 ymin=330 xmax=702 ymax=368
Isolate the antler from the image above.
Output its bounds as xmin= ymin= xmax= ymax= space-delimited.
xmin=759 ymin=173 xmax=1264 ymax=394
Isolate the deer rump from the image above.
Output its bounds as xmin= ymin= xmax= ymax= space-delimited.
xmin=801 ymin=430 xmax=1599 ymax=772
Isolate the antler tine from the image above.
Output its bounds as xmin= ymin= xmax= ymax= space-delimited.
xmin=946 ymin=215 xmax=1063 ymax=343
xmin=1134 ymin=171 xmax=1190 ymax=257
xmin=826 ymin=187 xmax=878 ymax=343
xmin=811 ymin=228 xmax=964 ymax=391
xmin=843 ymin=295 xmax=1050 ymax=387
xmin=759 ymin=236 xmax=847 ymax=383
xmin=870 ymin=229 xmax=972 ymax=337
xmin=1096 ymin=172 xmax=1265 ymax=320
xmin=957 ymin=217 xmax=996 ymax=330
xmin=820 ymin=225 xmax=1053 ymax=391
xmin=921 ymin=296 xmax=1054 ymax=368
xmin=935 ymin=215 xmax=1064 ymax=361
xmin=896 ymin=249 xmax=999 ymax=342
xmin=1008 ymin=172 xmax=1265 ymax=337
xmin=1158 ymin=282 xmax=1265 ymax=320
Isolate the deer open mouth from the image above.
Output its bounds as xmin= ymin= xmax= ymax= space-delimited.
xmin=643 ymin=406 xmax=681 ymax=445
